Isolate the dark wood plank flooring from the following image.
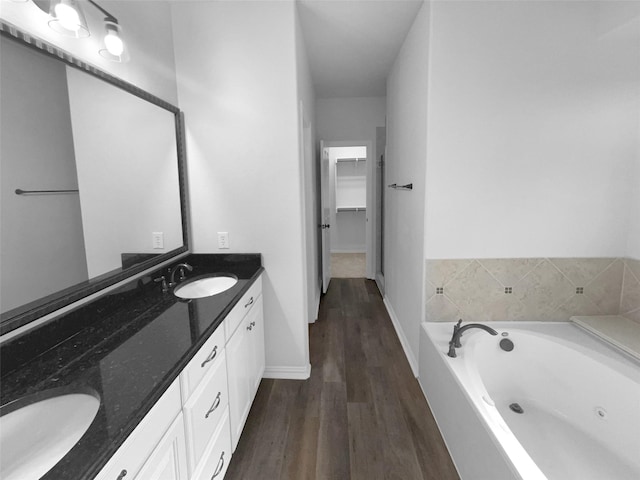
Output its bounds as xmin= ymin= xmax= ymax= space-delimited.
xmin=225 ymin=278 xmax=459 ymax=480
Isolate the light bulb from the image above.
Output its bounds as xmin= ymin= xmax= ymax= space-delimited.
xmin=54 ymin=2 xmax=81 ymax=32
xmin=104 ymin=31 xmax=124 ymax=56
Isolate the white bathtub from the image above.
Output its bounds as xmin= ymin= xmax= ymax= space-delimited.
xmin=418 ymin=321 xmax=640 ymax=480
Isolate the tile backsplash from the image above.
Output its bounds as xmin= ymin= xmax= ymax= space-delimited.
xmin=425 ymin=257 xmax=640 ymax=324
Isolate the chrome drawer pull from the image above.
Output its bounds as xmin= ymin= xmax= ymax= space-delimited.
xmin=205 ymin=392 xmax=222 ymax=418
xmin=201 ymin=346 xmax=218 ymax=368
xmin=212 ymin=451 xmax=225 ymax=478
xmin=244 ymin=296 xmax=254 ymax=308
xmin=116 ymin=470 xmax=127 ymax=480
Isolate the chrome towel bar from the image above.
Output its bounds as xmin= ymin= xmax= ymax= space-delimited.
xmin=15 ymin=188 xmax=79 ymax=195
xmin=388 ymin=183 xmax=413 ymax=190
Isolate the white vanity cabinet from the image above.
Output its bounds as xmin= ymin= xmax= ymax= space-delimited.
xmin=180 ymin=328 xmax=230 ymax=479
xmin=226 ymin=282 xmax=265 ymax=451
xmin=134 ymin=414 xmax=189 ymax=480
xmin=94 ymin=380 xmax=187 ymax=480
xmin=94 ymin=273 xmax=264 ymax=480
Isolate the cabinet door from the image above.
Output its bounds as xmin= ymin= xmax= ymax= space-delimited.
xmin=226 ymin=317 xmax=251 ymax=452
xmin=134 ymin=413 xmax=188 ymax=480
xmin=247 ymin=295 xmax=265 ymax=395
xmin=94 ymin=381 xmax=181 ymax=480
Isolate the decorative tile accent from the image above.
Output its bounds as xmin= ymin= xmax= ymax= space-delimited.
xmin=478 ymin=258 xmax=542 ymax=286
xmin=620 ymin=262 xmax=640 ymax=316
xmin=424 ymin=257 xmax=631 ymax=324
xmin=425 ymin=294 xmax=461 ymax=323
xmin=585 ymin=259 xmax=624 ymax=314
xmin=445 ymin=261 xmax=504 ymax=314
xmin=424 ymin=259 xmax=473 ymax=287
xmin=549 ymin=258 xmax=615 ymax=286
xmin=553 ymin=294 xmax=602 ymax=319
xmin=625 ymin=258 xmax=640 ymax=284
xmin=514 ymin=260 xmax=575 ymax=318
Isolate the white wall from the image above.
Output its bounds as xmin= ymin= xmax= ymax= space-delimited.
xmin=316 ymin=96 xmax=385 ymax=144
xmin=424 ymin=1 xmax=640 ymax=260
xmin=295 ymin=6 xmax=320 ymax=323
xmin=384 ymin=3 xmax=430 ymax=372
xmin=172 ymin=1 xmax=310 ymax=377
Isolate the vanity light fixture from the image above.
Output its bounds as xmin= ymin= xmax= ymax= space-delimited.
xmin=34 ymin=0 xmax=129 ymax=62
xmin=47 ymin=0 xmax=90 ymax=38
xmin=99 ymin=19 xmax=129 ymax=62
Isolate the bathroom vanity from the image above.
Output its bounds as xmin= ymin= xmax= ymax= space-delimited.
xmin=0 ymin=254 xmax=265 ymax=480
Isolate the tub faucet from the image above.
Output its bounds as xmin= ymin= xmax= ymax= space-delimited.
xmin=448 ymin=321 xmax=498 ymax=358
xmin=169 ymin=263 xmax=193 ymax=287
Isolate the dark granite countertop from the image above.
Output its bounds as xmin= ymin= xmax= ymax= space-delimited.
xmin=0 ymin=253 xmax=263 ymax=480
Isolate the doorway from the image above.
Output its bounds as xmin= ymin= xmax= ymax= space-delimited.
xmin=320 ymin=142 xmax=373 ymax=284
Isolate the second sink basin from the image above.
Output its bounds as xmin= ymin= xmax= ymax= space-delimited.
xmin=174 ymin=274 xmax=238 ymax=299
xmin=0 ymin=388 xmax=100 ymax=480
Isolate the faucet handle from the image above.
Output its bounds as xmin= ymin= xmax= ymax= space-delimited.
xmin=154 ymin=275 xmax=168 ymax=293
xmin=453 ymin=319 xmax=463 ymax=347
xmin=179 ymin=263 xmax=192 ymax=281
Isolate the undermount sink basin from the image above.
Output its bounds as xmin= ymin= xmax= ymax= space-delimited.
xmin=0 ymin=388 xmax=100 ymax=480
xmin=174 ymin=274 xmax=238 ymax=299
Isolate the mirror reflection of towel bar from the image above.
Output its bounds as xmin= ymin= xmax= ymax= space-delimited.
xmin=388 ymin=183 xmax=413 ymax=190
xmin=15 ymin=189 xmax=79 ymax=195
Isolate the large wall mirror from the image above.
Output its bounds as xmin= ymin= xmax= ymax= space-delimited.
xmin=0 ymin=23 xmax=189 ymax=335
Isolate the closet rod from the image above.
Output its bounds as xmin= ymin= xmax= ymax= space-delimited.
xmin=15 ymin=188 xmax=79 ymax=195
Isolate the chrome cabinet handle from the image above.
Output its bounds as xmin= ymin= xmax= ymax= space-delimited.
xmin=246 ymin=324 xmax=253 ymax=331
xmin=116 ymin=470 xmax=127 ymax=480
xmin=212 ymin=451 xmax=225 ymax=478
xmin=244 ymin=296 xmax=254 ymax=308
xmin=201 ymin=345 xmax=218 ymax=368
xmin=250 ymin=321 xmax=256 ymax=327
xmin=205 ymin=392 xmax=222 ymax=418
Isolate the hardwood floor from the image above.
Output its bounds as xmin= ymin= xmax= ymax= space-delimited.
xmin=225 ymin=278 xmax=459 ymax=480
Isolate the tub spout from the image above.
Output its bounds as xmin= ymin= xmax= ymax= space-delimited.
xmin=447 ymin=322 xmax=498 ymax=358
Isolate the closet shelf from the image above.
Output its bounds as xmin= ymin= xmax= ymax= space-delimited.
xmin=336 ymin=157 xmax=366 ymax=163
xmin=336 ymin=206 xmax=366 ymax=212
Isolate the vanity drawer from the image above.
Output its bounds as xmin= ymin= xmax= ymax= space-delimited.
xmin=94 ymin=379 xmax=182 ymax=480
xmin=180 ymin=322 xmax=225 ymax=400
xmin=191 ymin=408 xmax=232 ymax=480
xmin=225 ymin=275 xmax=262 ymax=341
xmin=183 ymin=349 xmax=229 ymax=473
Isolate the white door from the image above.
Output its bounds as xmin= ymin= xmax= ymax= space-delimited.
xmin=320 ymin=141 xmax=331 ymax=293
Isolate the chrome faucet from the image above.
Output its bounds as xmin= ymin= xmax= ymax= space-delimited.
xmin=447 ymin=319 xmax=498 ymax=357
xmin=169 ymin=263 xmax=193 ymax=287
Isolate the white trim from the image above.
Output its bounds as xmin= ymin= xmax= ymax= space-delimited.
xmin=375 ymin=272 xmax=385 ymax=296
xmin=309 ymin=286 xmax=321 ymax=324
xmin=263 ymin=363 xmax=311 ymax=380
xmin=382 ymin=295 xmax=418 ymax=377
